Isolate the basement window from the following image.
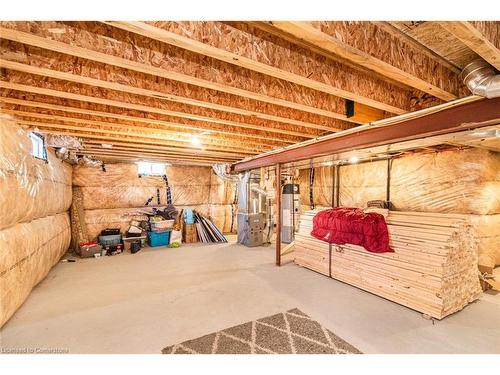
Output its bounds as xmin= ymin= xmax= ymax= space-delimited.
xmin=137 ymin=162 xmax=166 ymax=177
xmin=29 ymin=132 xmax=47 ymax=161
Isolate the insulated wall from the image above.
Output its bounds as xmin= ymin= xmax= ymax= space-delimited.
xmin=71 ymin=162 xmax=237 ymax=243
xmin=0 ymin=115 xmax=72 ymax=328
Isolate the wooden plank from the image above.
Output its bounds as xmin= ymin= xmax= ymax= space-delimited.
xmin=17 ymin=126 xmax=250 ymax=158
xmin=1 ymin=108 xmax=281 ymax=151
xmin=375 ymin=22 xmax=463 ymax=73
xmin=0 ymin=79 xmax=314 ymax=139
xmin=76 ymin=146 xmax=237 ymax=160
xmin=0 ymin=59 xmax=340 ymax=133
xmin=105 ymin=21 xmax=406 ymax=115
xmin=11 ymin=118 xmax=257 ymax=156
xmin=260 ymin=21 xmax=457 ymax=101
xmin=294 ymin=210 xmax=482 ymax=319
xmin=0 ymin=97 xmax=300 ymax=144
xmin=0 ymin=26 xmax=355 ymax=122
xmin=76 ymin=149 xmax=236 ymax=163
xmin=439 ymin=21 xmax=500 ymax=70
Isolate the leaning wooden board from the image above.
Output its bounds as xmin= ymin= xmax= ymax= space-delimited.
xmin=294 ymin=210 xmax=482 ymax=320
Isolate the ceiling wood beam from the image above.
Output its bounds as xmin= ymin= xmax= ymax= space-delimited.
xmin=0 ymin=80 xmax=316 ymax=139
xmin=14 ymin=125 xmax=254 ymax=157
xmin=1 ymin=108 xmax=286 ymax=150
xmin=80 ymin=139 xmax=242 ymax=157
xmin=0 ymin=97 xmax=299 ymax=144
xmin=77 ymin=153 xmax=222 ymax=166
xmin=439 ymin=21 xmax=500 ymax=70
xmin=0 ymin=25 xmax=356 ymax=121
xmin=2 ymin=109 xmax=278 ymax=151
xmin=76 ymin=149 xmax=237 ymax=162
xmin=80 ymin=146 xmax=237 ymax=160
xmin=252 ymin=21 xmax=458 ymax=101
xmin=104 ymin=21 xmax=406 ymax=114
xmin=0 ymin=59 xmax=339 ymax=133
xmin=375 ymin=22 xmax=462 ymax=74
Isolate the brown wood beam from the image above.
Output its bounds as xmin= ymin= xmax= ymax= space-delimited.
xmin=0 ymin=80 xmax=315 ymax=139
xmin=105 ymin=21 xmax=407 ymax=114
xmin=439 ymin=21 xmax=500 ymax=70
xmin=76 ymin=149 xmax=236 ymax=163
xmin=80 ymin=154 xmax=219 ymax=166
xmin=16 ymin=125 xmax=253 ymax=157
xmin=11 ymin=118 xmax=260 ymax=155
xmin=0 ymin=24 xmax=357 ymax=121
xmin=0 ymin=97 xmax=299 ymax=144
xmin=80 ymin=146 xmax=238 ymax=161
xmin=80 ymin=139 xmax=241 ymax=157
xmin=232 ymin=97 xmax=500 ymax=172
xmin=0 ymin=65 xmax=318 ymax=138
xmin=375 ymin=22 xmax=462 ymax=74
xmin=0 ymin=59 xmax=340 ymax=134
xmin=1 ymin=108 xmax=280 ymax=151
xmin=255 ymin=21 xmax=458 ymax=101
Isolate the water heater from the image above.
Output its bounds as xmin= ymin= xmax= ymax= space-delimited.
xmin=281 ymin=183 xmax=300 ymax=243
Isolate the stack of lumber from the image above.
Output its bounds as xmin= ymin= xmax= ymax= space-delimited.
xmin=294 ymin=209 xmax=483 ymax=319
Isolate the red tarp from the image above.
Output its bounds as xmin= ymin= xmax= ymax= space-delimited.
xmin=311 ymin=207 xmax=392 ymax=253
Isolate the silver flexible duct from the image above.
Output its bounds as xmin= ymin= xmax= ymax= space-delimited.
xmin=212 ymin=163 xmax=240 ymax=183
xmin=460 ymin=59 xmax=500 ymax=99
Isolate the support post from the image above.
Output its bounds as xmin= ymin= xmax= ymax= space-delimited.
xmin=276 ymin=163 xmax=282 ymax=266
xmin=386 ymin=158 xmax=392 ymax=209
xmin=335 ymin=165 xmax=340 ymax=207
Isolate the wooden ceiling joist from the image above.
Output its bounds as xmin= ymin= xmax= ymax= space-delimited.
xmin=79 ymin=138 xmax=240 ymax=159
xmin=77 ymin=153 xmax=221 ymax=166
xmin=0 ymin=97 xmax=303 ymax=144
xmin=439 ymin=21 xmax=500 ymax=70
xmin=0 ymin=80 xmax=319 ymax=139
xmin=0 ymin=25 xmax=359 ymax=122
xmin=1 ymin=107 xmax=291 ymax=149
xmin=2 ymin=110 xmax=276 ymax=153
xmin=79 ymin=146 xmax=237 ymax=160
xmin=16 ymin=125 xmax=255 ymax=157
xmin=0 ymin=59 xmax=343 ymax=134
xmin=104 ymin=21 xmax=408 ymax=115
xmin=76 ymin=149 xmax=237 ymax=162
xmin=253 ymin=21 xmax=458 ymax=101
xmin=374 ymin=22 xmax=463 ymax=73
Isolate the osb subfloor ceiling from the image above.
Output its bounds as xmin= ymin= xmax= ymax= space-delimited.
xmin=0 ymin=21 xmax=498 ymax=165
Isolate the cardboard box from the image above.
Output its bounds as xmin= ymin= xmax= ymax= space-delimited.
xmin=183 ymin=223 xmax=198 ymax=243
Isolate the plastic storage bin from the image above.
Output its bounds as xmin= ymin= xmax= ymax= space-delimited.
xmin=98 ymin=234 xmax=122 ymax=246
xmin=147 ymin=231 xmax=170 ymax=247
xmin=150 ymin=219 xmax=174 ymax=232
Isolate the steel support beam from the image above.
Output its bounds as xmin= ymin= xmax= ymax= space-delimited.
xmin=232 ymin=97 xmax=500 ymax=172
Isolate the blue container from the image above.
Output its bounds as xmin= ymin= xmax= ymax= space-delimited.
xmin=183 ymin=208 xmax=194 ymax=224
xmin=147 ymin=231 xmax=170 ymax=247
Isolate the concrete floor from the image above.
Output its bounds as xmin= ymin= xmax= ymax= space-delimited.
xmin=1 ymin=238 xmax=499 ymax=354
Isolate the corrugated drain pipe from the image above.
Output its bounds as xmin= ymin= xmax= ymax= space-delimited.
xmin=460 ymin=59 xmax=500 ymax=98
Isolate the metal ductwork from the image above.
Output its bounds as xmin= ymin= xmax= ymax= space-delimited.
xmin=460 ymin=59 xmax=500 ymax=98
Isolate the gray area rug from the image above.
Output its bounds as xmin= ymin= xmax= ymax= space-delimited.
xmin=162 ymin=308 xmax=362 ymax=354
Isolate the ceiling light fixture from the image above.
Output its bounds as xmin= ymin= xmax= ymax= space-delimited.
xmin=349 ymin=156 xmax=359 ymax=164
xmin=191 ymin=135 xmax=202 ymax=148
